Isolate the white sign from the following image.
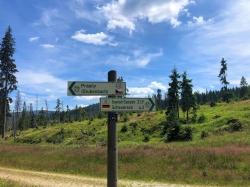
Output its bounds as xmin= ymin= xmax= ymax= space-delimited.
xmin=67 ymin=81 xmax=126 ymax=96
xmin=100 ymin=97 xmax=156 ymax=112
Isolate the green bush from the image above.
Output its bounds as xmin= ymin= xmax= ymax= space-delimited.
xmin=46 ymin=128 xmax=65 ymax=144
xmin=200 ymin=131 xmax=209 ymax=139
xmin=197 ymin=114 xmax=206 ymax=123
xmin=227 ymin=119 xmax=242 ymax=132
xmin=16 ymin=136 xmax=41 ymax=144
xmin=210 ymin=101 xmax=216 ymax=107
xmin=120 ymin=125 xmax=128 ymax=133
xmin=179 ymin=127 xmax=193 ymax=141
xmin=143 ymin=135 xmax=150 ymax=142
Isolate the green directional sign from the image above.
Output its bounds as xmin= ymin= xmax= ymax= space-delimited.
xmin=100 ymin=97 xmax=156 ymax=112
xmin=67 ymin=81 xmax=126 ymax=96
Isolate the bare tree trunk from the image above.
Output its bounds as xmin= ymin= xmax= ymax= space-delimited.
xmin=3 ymin=98 xmax=6 ymax=139
xmin=12 ymin=110 xmax=16 ymax=140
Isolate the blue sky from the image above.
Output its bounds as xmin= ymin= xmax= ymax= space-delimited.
xmin=0 ymin=0 xmax=249 ymax=110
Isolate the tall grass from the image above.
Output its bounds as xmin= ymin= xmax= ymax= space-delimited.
xmin=0 ymin=144 xmax=250 ymax=186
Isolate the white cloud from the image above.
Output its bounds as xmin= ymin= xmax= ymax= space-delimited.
xmin=100 ymin=0 xmax=193 ymax=33
xmin=188 ymin=16 xmax=212 ymax=27
xmin=17 ymin=70 xmax=66 ymax=96
xmin=29 ymin=37 xmax=40 ymax=42
xmin=36 ymin=9 xmax=60 ymax=27
xmin=181 ymin=0 xmax=250 ymax=87
xmin=71 ymin=30 xmax=117 ymax=46
xmin=106 ymin=49 xmax=163 ymax=68
xmin=40 ymin=44 xmax=55 ymax=49
xmin=74 ymin=96 xmax=101 ymax=101
xmin=149 ymin=81 xmax=167 ymax=91
xmin=128 ymin=81 xmax=167 ymax=97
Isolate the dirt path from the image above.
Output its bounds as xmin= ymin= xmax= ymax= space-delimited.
xmin=0 ymin=166 xmax=208 ymax=187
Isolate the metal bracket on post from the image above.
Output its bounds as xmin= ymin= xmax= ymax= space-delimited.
xmin=107 ymin=70 xmax=117 ymax=187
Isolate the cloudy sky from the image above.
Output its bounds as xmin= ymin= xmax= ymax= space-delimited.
xmin=0 ymin=0 xmax=249 ymax=110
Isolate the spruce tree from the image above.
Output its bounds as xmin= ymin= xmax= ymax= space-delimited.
xmin=180 ymin=72 xmax=195 ymax=123
xmin=166 ymin=68 xmax=180 ymax=119
xmin=240 ymin=76 xmax=248 ymax=98
xmin=0 ymin=26 xmax=18 ymax=138
xmin=156 ymin=89 xmax=162 ymax=110
xmin=218 ymin=58 xmax=230 ymax=102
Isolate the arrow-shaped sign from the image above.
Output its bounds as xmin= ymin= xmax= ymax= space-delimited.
xmin=67 ymin=81 xmax=126 ymax=96
xmin=100 ymin=97 xmax=156 ymax=112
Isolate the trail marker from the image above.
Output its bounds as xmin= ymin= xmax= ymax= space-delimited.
xmin=67 ymin=70 xmax=156 ymax=187
xmin=100 ymin=97 xmax=155 ymax=112
xmin=67 ymin=81 xmax=126 ymax=96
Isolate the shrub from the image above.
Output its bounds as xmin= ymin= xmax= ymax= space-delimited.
xmin=210 ymin=101 xmax=216 ymax=107
xmin=46 ymin=128 xmax=65 ymax=144
xmin=164 ymin=122 xmax=180 ymax=142
xmin=197 ymin=114 xmax=206 ymax=123
xmin=200 ymin=131 xmax=209 ymax=139
xmin=213 ymin=115 xmax=221 ymax=119
xmin=180 ymin=127 xmax=193 ymax=141
xmin=16 ymin=136 xmax=41 ymax=144
xmin=143 ymin=135 xmax=150 ymax=142
xmin=227 ymin=119 xmax=242 ymax=132
xmin=120 ymin=125 xmax=128 ymax=133
xmin=122 ymin=114 xmax=129 ymax=122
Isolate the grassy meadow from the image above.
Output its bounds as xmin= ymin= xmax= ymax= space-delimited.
xmin=0 ymin=100 xmax=250 ymax=186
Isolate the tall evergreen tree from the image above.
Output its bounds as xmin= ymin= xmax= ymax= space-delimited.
xmin=29 ymin=103 xmax=35 ymax=128
xmin=156 ymin=89 xmax=163 ymax=110
xmin=218 ymin=58 xmax=230 ymax=102
xmin=166 ymin=68 xmax=180 ymax=119
xmin=0 ymin=26 xmax=18 ymax=138
xmin=240 ymin=76 xmax=248 ymax=98
xmin=180 ymin=72 xmax=195 ymax=122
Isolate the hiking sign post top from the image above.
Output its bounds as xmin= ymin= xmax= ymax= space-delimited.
xmin=67 ymin=81 xmax=126 ymax=96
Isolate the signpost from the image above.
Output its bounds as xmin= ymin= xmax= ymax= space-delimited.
xmin=67 ymin=81 xmax=126 ymax=96
xmin=100 ymin=97 xmax=155 ymax=112
xmin=67 ymin=70 xmax=156 ymax=187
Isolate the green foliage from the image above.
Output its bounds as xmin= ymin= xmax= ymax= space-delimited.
xmin=210 ymin=101 xmax=216 ymax=107
xmin=0 ymin=26 xmax=18 ymax=138
xmin=120 ymin=125 xmax=128 ymax=133
xmin=197 ymin=114 xmax=206 ymax=123
xmin=142 ymin=135 xmax=150 ymax=142
xmin=218 ymin=58 xmax=230 ymax=102
xmin=180 ymin=71 xmax=196 ymax=122
xmin=166 ymin=68 xmax=180 ymax=119
xmin=46 ymin=128 xmax=65 ymax=144
xmin=227 ymin=119 xmax=242 ymax=132
xmin=200 ymin=131 xmax=209 ymax=139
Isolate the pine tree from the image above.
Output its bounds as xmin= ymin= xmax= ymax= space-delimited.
xmin=166 ymin=68 xmax=180 ymax=119
xmin=180 ymin=72 xmax=195 ymax=123
xmin=218 ymin=58 xmax=230 ymax=102
xmin=66 ymin=105 xmax=71 ymax=122
xmin=0 ymin=26 xmax=18 ymax=138
xmin=240 ymin=76 xmax=248 ymax=98
xmin=29 ymin=103 xmax=35 ymax=128
xmin=156 ymin=89 xmax=163 ymax=110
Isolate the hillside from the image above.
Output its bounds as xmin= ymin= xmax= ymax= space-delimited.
xmin=0 ymin=100 xmax=250 ymax=186
xmin=9 ymin=99 xmax=250 ymax=146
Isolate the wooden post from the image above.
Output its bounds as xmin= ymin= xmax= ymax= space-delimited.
xmin=107 ymin=70 xmax=117 ymax=187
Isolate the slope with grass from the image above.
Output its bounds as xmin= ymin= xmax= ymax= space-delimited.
xmin=9 ymin=100 xmax=250 ymax=146
xmin=0 ymin=100 xmax=249 ymax=186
